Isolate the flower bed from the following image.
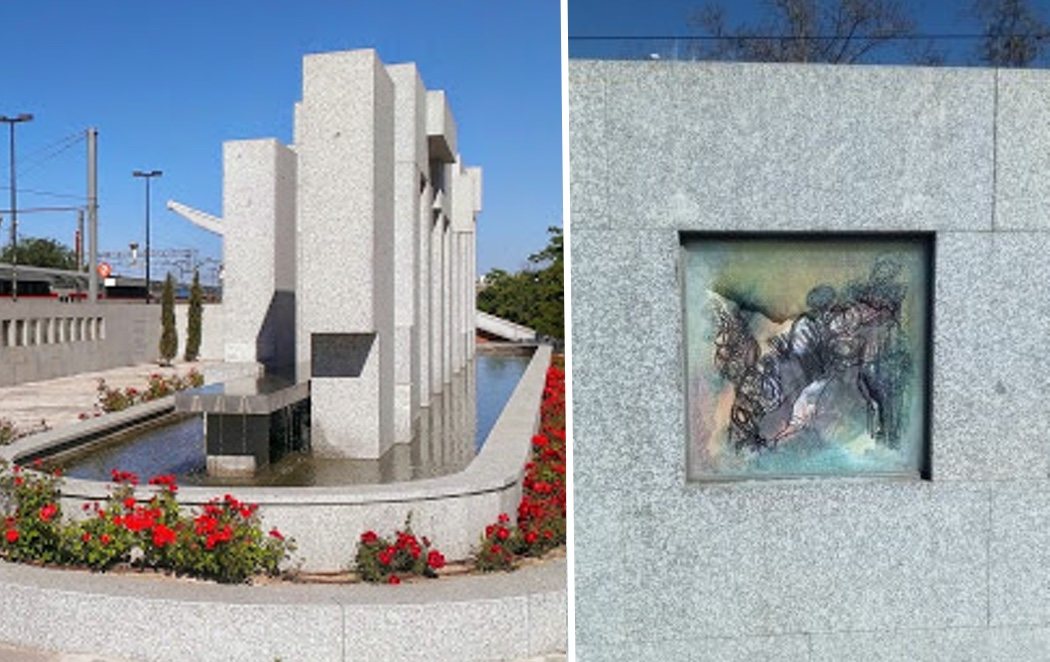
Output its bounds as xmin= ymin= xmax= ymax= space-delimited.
xmin=0 ymin=463 xmax=294 ymax=583
xmin=90 ymin=369 xmax=204 ymax=416
xmin=474 ymin=358 xmax=566 ymax=571
xmin=0 ymin=419 xmax=50 ymax=446
xmin=353 ymin=515 xmax=446 ymax=584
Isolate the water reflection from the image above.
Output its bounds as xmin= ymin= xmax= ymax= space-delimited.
xmin=51 ymin=352 xmax=530 ymax=487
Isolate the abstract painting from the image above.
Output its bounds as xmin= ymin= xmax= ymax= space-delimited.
xmin=683 ymin=235 xmax=930 ymax=480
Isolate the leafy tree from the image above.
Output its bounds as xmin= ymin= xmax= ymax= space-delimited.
xmin=159 ymin=273 xmax=177 ymax=365
xmin=971 ymin=0 xmax=1050 ymax=67
xmin=184 ymin=269 xmax=203 ymax=362
xmin=477 ymin=226 xmax=563 ymax=340
xmin=688 ymin=0 xmax=934 ymax=64
xmin=0 ymin=237 xmax=78 ymax=270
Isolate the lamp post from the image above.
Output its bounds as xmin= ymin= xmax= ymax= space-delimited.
xmin=132 ymin=169 xmax=162 ymax=303
xmin=1 ymin=113 xmax=33 ymax=301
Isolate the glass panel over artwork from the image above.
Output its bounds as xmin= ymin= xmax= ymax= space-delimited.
xmin=682 ymin=234 xmax=931 ymax=480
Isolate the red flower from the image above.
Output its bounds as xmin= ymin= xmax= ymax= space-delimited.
xmin=100 ymin=534 xmax=111 ymax=545
xmin=152 ymin=524 xmax=176 ymax=548
xmin=13 ymin=477 xmax=23 ymax=487
xmin=498 ymin=513 xmax=510 ymax=524
xmin=194 ymin=515 xmax=218 ymax=535
xmin=427 ymin=550 xmax=446 ymax=570
xmin=123 ymin=497 xmax=136 ymax=510
xmin=38 ymin=503 xmax=58 ymax=522
xmin=387 ymin=574 xmax=401 ymax=585
xmin=148 ymin=474 xmax=178 ymax=493
xmin=5 ymin=529 xmax=18 ymax=543
xmin=496 ymin=526 xmax=510 ymax=541
xmin=489 ymin=544 xmax=503 ymax=555
xmin=268 ymin=528 xmax=285 ymax=541
xmin=525 ymin=531 xmax=538 ymax=545
xmin=123 ymin=510 xmax=156 ymax=532
xmin=378 ymin=545 xmax=397 ymax=566
xmin=81 ymin=532 xmax=92 ymax=543
xmin=360 ymin=530 xmax=379 ymax=545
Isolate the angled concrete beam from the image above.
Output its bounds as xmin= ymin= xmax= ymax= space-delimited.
xmin=166 ymin=200 xmax=224 ymax=236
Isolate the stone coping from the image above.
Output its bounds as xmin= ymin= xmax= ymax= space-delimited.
xmin=0 ymin=556 xmax=566 ymax=661
xmin=0 ymin=343 xmax=550 ymax=508
xmin=174 ymin=376 xmax=310 ymax=415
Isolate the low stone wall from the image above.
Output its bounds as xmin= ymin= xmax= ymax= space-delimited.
xmin=1 ymin=345 xmax=551 ymax=570
xmin=0 ymin=301 xmax=223 ymax=387
xmin=0 ymin=555 xmax=565 ymax=661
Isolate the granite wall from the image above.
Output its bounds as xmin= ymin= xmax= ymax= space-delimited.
xmin=570 ymin=60 xmax=1050 ymax=660
xmin=0 ymin=301 xmax=224 ymax=387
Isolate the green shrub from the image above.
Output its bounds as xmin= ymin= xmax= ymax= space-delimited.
xmin=184 ymin=270 xmax=203 ymax=362
xmin=159 ymin=273 xmax=177 ymax=365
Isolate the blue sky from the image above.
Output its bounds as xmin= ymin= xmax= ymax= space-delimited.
xmin=569 ymin=0 xmax=1050 ymax=64
xmin=1 ymin=1 xmax=561 ymax=284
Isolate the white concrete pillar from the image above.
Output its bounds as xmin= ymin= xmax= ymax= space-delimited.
xmin=387 ymin=63 xmax=427 ymax=444
xmin=296 ymin=49 xmax=395 ymax=459
xmin=449 ymin=169 xmax=464 ymax=374
xmin=466 ymin=166 xmax=482 ymax=360
xmin=417 ymin=179 xmax=433 ymax=407
xmin=441 ymin=186 xmax=452 ymax=384
xmin=425 ymin=90 xmax=457 ymax=394
xmin=430 ymin=209 xmax=446 ymax=393
xmin=221 ymin=139 xmax=297 ymax=376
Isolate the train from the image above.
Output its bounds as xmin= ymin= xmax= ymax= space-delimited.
xmin=0 ymin=265 xmax=219 ymax=302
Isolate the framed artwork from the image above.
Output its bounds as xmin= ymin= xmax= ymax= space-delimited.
xmin=682 ymin=234 xmax=932 ymax=480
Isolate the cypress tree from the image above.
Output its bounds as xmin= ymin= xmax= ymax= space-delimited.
xmin=184 ymin=269 xmax=203 ymax=362
xmin=159 ymin=273 xmax=178 ymax=365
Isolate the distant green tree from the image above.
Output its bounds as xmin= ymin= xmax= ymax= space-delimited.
xmin=0 ymin=237 xmax=78 ymax=270
xmin=184 ymin=269 xmax=203 ymax=362
xmin=159 ymin=273 xmax=177 ymax=365
xmin=477 ymin=226 xmax=563 ymax=340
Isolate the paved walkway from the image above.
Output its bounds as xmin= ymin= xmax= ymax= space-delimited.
xmin=0 ymin=360 xmax=253 ymax=435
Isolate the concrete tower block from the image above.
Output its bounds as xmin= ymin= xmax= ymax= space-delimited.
xmin=296 ymin=49 xmax=396 ymax=459
xmin=418 ymin=178 xmax=433 ymax=407
xmin=441 ymin=160 xmax=454 ymax=384
xmin=429 ymin=200 xmax=446 ymax=395
xmin=466 ymin=166 xmax=482 ymax=359
xmin=387 ymin=63 xmax=428 ymax=443
xmin=222 ymin=139 xmax=297 ymax=376
xmin=450 ymin=159 xmax=474 ymax=373
xmin=426 ymin=90 xmax=457 ymax=394
xmin=426 ymin=91 xmax=458 ymax=161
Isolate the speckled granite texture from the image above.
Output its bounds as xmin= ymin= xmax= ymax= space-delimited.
xmin=570 ymin=60 xmax=1050 ymax=661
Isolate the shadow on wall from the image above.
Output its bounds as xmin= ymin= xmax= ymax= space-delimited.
xmin=256 ymin=290 xmax=296 ymax=380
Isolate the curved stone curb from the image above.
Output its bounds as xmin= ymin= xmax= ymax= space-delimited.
xmin=0 ymin=346 xmax=552 ymax=568
xmin=0 ymin=557 xmax=566 ymax=662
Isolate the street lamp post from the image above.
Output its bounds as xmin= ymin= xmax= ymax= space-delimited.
xmin=132 ymin=169 xmax=162 ymax=303
xmin=1 ymin=113 xmax=33 ymax=301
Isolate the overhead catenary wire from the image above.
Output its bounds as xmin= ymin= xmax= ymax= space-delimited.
xmin=0 ymin=187 xmax=86 ymax=201
xmin=0 ymin=131 xmax=84 ymax=180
